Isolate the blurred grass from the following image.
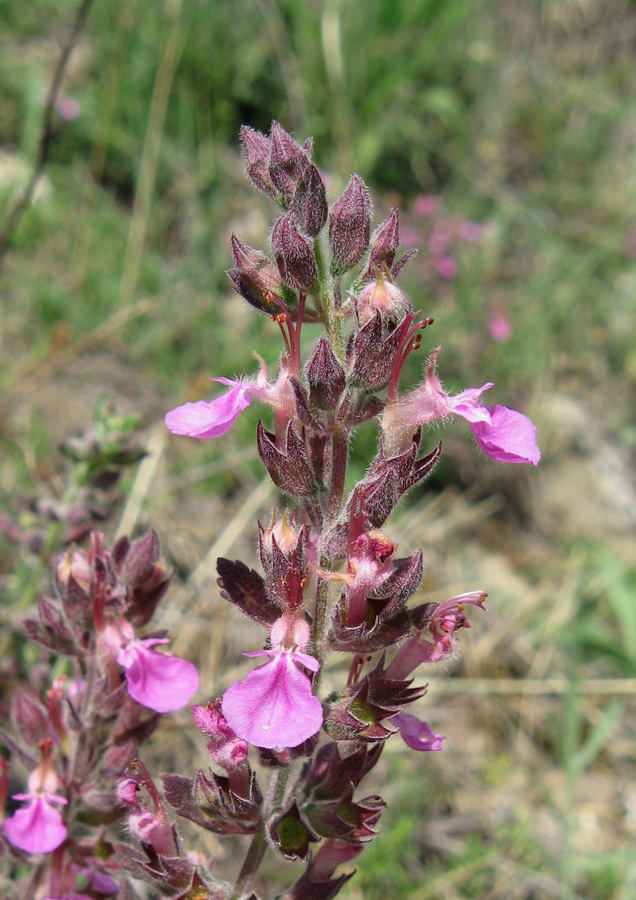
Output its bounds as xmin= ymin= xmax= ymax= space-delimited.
xmin=1 ymin=0 xmax=636 ymax=898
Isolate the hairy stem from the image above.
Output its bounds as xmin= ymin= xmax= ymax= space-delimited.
xmin=328 ymin=428 xmax=349 ymax=520
xmin=231 ymin=767 xmax=289 ymax=900
xmin=314 ymin=237 xmax=343 ymax=361
xmin=313 ymin=561 xmax=332 ymax=665
xmin=231 ymin=831 xmax=268 ymax=900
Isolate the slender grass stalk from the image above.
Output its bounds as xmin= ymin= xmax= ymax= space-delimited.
xmin=0 ymin=0 xmax=96 ymax=268
xmin=117 ymin=0 xmax=184 ymax=309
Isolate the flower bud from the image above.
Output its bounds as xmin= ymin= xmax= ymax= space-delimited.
xmin=271 ymin=211 xmax=318 ymax=293
xmin=192 ymin=700 xmax=249 ymax=771
xmin=228 ymin=268 xmax=281 ymax=315
xmin=55 ymin=549 xmax=91 ymax=592
xmin=118 ymin=763 xmax=178 ymax=857
xmin=360 ymin=208 xmax=400 ymax=281
xmin=228 ymin=235 xmax=284 ymax=313
xmin=292 ymin=164 xmax=328 ymax=237
xmin=355 ymin=270 xmax=409 ymax=327
xmin=329 ymin=174 xmax=372 ymax=273
xmin=257 ymin=420 xmax=315 ymax=498
xmin=304 ymin=337 xmax=346 ymax=410
xmin=231 ymin=235 xmax=282 ymax=293
xmin=269 ymin=120 xmax=311 ymax=205
xmin=347 ymin=311 xmax=405 ymax=391
xmin=117 ymin=529 xmax=159 ymax=586
xmin=10 ymin=686 xmax=48 ymax=746
xmin=241 ymin=125 xmax=277 ymax=198
xmin=260 ymin=509 xmax=301 ymax=557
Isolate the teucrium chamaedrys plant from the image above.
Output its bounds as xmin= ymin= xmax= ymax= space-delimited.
xmin=0 ymin=121 xmax=539 ymax=900
xmin=161 ymin=121 xmax=540 ymax=897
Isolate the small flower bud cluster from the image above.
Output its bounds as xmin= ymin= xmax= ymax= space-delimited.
xmin=1 ymin=401 xmax=147 ymax=557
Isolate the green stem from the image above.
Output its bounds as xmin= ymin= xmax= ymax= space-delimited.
xmin=230 ymin=767 xmax=289 ymax=900
xmin=313 ymin=563 xmax=331 ymax=667
xmin=314 ymin=238 xmax=343 ymax=361
xmin=231 ymin=831 xmax=268 ymax=900
xmin=328 ymin=428 xmax=349 ymax=520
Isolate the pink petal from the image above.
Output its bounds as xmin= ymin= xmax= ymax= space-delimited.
xmin=165 ymin=385 xmax=251 ymax=439
xmin=470 ymin=404 xmax=540 ymax=465
xmin=117 ymin=644 xmax=199 ymax=712
xmin=222 ymin=652 xmax=323 ymax=749
xmin=291 ymin=649 xmax=320 ymax=672
xmin=450 ymin=384 xmax=493 ymax=424
xmin=392 ymin=711 xmax=445 ymax=752
xmin=3 ymin=796 xmax=67 ymax=853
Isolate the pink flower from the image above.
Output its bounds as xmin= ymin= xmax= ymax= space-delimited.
xmin=487 ymin=314 xmax=512 ymax=342
xmin=56 ymin=97 xmax=81 ymax=121
xmin=457 ymin=220 xmax=483 ymax=243
xmin=387 ymin=592 xmax=486 ymax=680
xmin=383 ymin=348 xmax=540 ymax=465
xmin=106 ymin=620 xmax=199 ymax=712
xmin=413 ymin=194 xmax=439 ymax=217
xmin=165 ymin=380 xmax=252 ymax=439
xmin=165 ymin=359 xmax=297 ymax=440
xmin=435 ymin=254 xmax=458 ymax=280
xmin=3 ymin=758 xmax=67 ymax=854
xmin=428 ymin=228 xmax=449 ymax=255
xmin=470 ymin=404 xmax=540 ymax=466
xmin=383 ymin=348 xmax=492 ymax=455
xmin=3 ymin=794 xmax=67 ymax=853
xmin=192 ymin=700 xmax=249 ymax=770
xmin=392 ymin=711 xmax=445 ymax=751
xmin=222 ymin=648 xmax=322 ymax=749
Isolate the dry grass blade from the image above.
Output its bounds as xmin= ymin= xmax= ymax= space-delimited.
xmin=0 ymin=298 xmax=154 ymax=420
xmin=115 ymin=424 xmax=167 ymax=539
xmin=425 ymin=677 xmax=636 ymax=695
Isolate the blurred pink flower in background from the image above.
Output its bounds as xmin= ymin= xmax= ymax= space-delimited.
xmin=400 ymin=224 xmax=421 ymax=248
xmin=56 ymin=97 xmax=81 ymax=121
xmin=488 ymin=314 xmax=513 ymax=342
xmin=414 ymin=194 xmax=440 ymax=217
xmin=428 ymin=228 xmax=449 ymax=255
xmin=456 ymin=220 xmax=484 ymax=243
xmin=435 ymin=254 xmax=458 ymax=280
xmin=625 ymin=225 xmax=636 ymax=257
